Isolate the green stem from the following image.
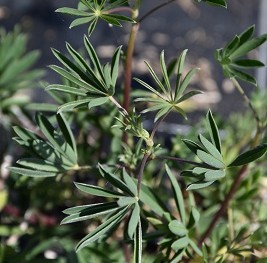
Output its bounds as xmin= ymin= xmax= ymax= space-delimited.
xmin=109 ymin=96 xmax=128 ymax=115
xmin=231 ymin=77 xmax=261 ymax=128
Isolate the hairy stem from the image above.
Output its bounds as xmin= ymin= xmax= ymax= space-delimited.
xmin=231 ymin=77 xmax=261 ymax=127
xmin=138 ymin=0 xmax=177 ymax=23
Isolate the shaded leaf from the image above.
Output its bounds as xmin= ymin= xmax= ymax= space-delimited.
xmin=228 ymin=144 xmax=267 ymax=167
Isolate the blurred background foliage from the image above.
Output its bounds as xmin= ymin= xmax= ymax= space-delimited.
xmin=1 ymin=0 xmax=267 ymax=262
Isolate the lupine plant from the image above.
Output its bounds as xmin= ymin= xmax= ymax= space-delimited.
xmin=2 ymin=0 xmax=267 ymax=262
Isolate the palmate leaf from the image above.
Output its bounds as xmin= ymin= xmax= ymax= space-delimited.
xmin=11 ymin=113 xmax=79 ymax=178
xmin=50 ymin=37 xmax=122 ymax=113
xmin=182 ymin=110 xmax=226 ymax=190
xmin=0 ymin=27 xmax=43 ymax=111
xmin=216 ymin=25 xmax=267 ymax=86
xmin=135 ymin=49 xmax=201 ymax=122
xmin=56 ymin=0 xmax=135 ymax=36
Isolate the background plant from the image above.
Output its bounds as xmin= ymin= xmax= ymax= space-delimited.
xmin=1 ymin=0 xmax=267 ymax=262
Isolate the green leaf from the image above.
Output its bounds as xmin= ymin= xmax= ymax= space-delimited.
xmin=46 ymin=84 xmax=87 ymax=97
xmin=197 ymin=150 xmax=225 ymax=169
xmin=133 ymin=219 xmax=142 ymax=263
xmin=25 ymin=103 xmax=58 ymax=112
xmin=74 ymin=182 xmax=124 ymax=198
xmin=182 ymin=139 xmax=204 ymax=155
xmin=84 ymin=36 xmax=105 ymax=81
xmin=55 ymin=7 xmax=90 ymax=16
xmin=165 ymin=164 xmax=186 ymax=224
xmin=128 ymin=203 xmax=140 ymax=239
xmin=111 ymin=45 xmax=122 ymax=87
xmin=57 ymin=113 xmax=77 ymax=159
xmin=57 ymin=99 xmax=91 ymax=113
xmin=100 ymin=14 xmax=122 ymax=27
xmin=204 ymin=169 xmax=225 ymax=181
xmin=117 ymin=196 xmax=136 ymax=207
xmin=176 ymin=90 xmax=202 ymax=104
xmin=232 ymin=59 xmax=265 ymax=68
xmin=144 ymin=61 xmax=169 ymax=97
xmin=228 ymin=67 xmax=257 ymax=85
xmin=160 ymin=50 xmax=171 ymax=93
xmin=75 ymin=206 xmax=129 ymax=252
xmin=186 ymin=180 xmax=214 ymax=190
xmin=176 ymin=49 xmax=188 ymax=87
xmin=189 ymin=239 xmax=203 ymax=256
xmin=187 ymin=207 xmax=200 ymax=229
xmin=61 ymin=202 xmax=119 ymax=224
xmin=176 ymin=68 xmax=199 ymax=99
xmin=9 ymin=167 xmax=56 ymax=177
xmin=13 ymin=126 xmax=37 ymax=142
xmin=98 ymin=164 xmax=135 ymax=196
xmin=228 ymin=144 xmax=267 ymax=167
xmin=30 ymin=139 xmax=73 ymax=167
xmin=139 ymin=183 xmax=167 ymax=216
xmin=88 ymin=96 xmax=109 ymax=109
xmin=198 ymin=134 xmax=223 ymax=162
xmin=154 ymin=106 xmax=171 ymax=122
xmin=123 ymin=169 xmax=137 ymax=196
xmin=17 ymin=158 xmax=67 ymax=172
xmin=223 ymin=35 xmax=240 ymax=57
xmin=230 ymin=34 xmax=267 ymax=59
xmin=88 ymin=17 xmax=98 ymax=36
xmin=49 ymin=65 xmax=102 ymax=94
xmin=70 ymin=16 xmax=95 ymax=28
xmin=206 ymin=110 xmax=221 ymax=152
xmin=239 ymin=25 xmax=255 ymax=46
xmin=36 ymin=113 xmax=76 ymax=164
xmin=103 ymin=13 xmax=135 ymax=23
xmin=168 ymin=220 xmax=188 ymax=236
xmin=171 ymin=236 xmax=189 ymax=251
